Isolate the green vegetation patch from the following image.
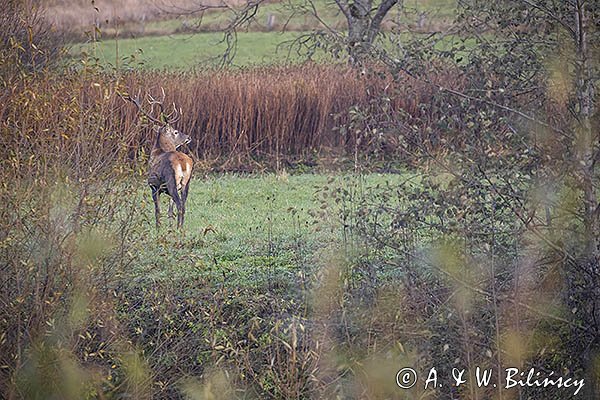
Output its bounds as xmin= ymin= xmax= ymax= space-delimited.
xmin=93 ymin=0 xmax=457 ymax=37
xmin=74 ymin=31 xmax=333 ymax=69
xmin=127 ymin=172 xmax=415 ymax=290
xmin=70 ymin=0 xmax=458 ymax=69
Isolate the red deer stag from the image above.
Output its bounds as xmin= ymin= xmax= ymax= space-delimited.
xmin=124 ymin=90 xmax=193 ymax=229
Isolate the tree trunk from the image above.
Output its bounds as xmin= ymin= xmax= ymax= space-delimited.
xmin=574 ymin=0 xmax=599 ymax=262
xmin=346 ymin=0 xmax=372 ymax=65
xmin=574 ymin=2 xmax=599 ymax=394
xmin=338 ymin=0 xmax=400 ymax=66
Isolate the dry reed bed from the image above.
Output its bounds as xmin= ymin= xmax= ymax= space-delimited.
xmin=116 ymin=65 xmax=455 ymax=165
xmin=2 ymin=64 xmax=465 ymax=173
xmin=122 ymin=66 xmax=373 ymax=158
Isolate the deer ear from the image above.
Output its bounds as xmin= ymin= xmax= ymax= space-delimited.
xmin=152 ymin=125 xmax=161 ymax=133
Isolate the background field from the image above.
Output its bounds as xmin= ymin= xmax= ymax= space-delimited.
xmin=67 ymin=0 xmax=457 ymax=68
xmin=50 ymin=0 xmax=456 ymax=36
xmin=76 ymin=31 xmax=327 ymax=68
xmin=74 ymin=31 xmax=472 ymax=69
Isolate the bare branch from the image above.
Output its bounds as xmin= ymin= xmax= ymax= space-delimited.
xmin=515 ymin=0 xmax=577 ymax=39
xmin=370 ymin=0 xmax=399 ymax=37
xmin=382 ymin=49 xmax=573 ymax=140
xmin=333 ymin=0 xmax=351 ymax=20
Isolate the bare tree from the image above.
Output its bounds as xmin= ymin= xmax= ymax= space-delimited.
xmin=163 ymin=0 xmax=403 ymax=65
xmin=336 ymin=0 xmax=401 ymax=64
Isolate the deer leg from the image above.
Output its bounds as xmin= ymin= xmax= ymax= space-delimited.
xmin=167 ymin=180 xmax=183 ymax=229
xmin=180 ymin=181 xmax=190 ymax=227
xmin=168 ymin=198 xmax=175 ymax=222
xmin=178 ymin=191 xmax=185 ymax=228
xmin=151 ymin=186 xmax=161 ymax=228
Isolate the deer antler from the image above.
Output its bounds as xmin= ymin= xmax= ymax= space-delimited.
xmin=121 ymin=89 xmax=165 ymax=126
xmin=147 ymin=87 xmax=166 ymax=122
xmin=164 ymin=102 xmax=182 ymax=124
xmin=121 ymin=88 xmax=182 ymax=126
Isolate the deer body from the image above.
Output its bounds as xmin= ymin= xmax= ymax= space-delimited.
xmin=122 ymin=90 xmax=193 ymax=229
xmin=148 ymin=125 xmax=193 ymax=228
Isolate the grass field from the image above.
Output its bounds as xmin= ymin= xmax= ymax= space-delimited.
xmin=75 ymin=29 xmax=472 ymax=69
xmin=76 ymin=31 xmax=333 ymax=68
xmin=101 ymin=171 xmax=431 ymax=397
xmin=130 ymin=172 xmax=413 ymax=287
xmin=59 ymin=0 xmax=457 ymax=36
xmin=71 ymin=0 xmax=458 ymax=69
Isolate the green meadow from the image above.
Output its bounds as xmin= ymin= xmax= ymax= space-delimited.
xmin=75 ymin=31 xmax=323 ymax=69
xmin=96 ymin=0 xmax=457 ymax=38
xmin=74 ymin=30 xmax=473 ymax=69
xmin=71 ymin=0 xmax=459 ymax=69
xmin=130 ymin=172 xmax=413 ymax=287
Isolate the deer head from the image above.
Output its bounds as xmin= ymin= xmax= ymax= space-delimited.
xmin=154 ymin=125 xmax=191 ymax=152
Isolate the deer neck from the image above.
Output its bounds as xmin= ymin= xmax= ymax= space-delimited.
xmin=151 ymin=130 xmax=177 ymax=158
